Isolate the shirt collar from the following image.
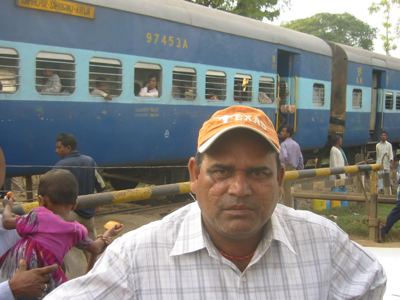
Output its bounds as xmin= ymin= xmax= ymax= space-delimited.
xmin=267 ymin=207 xmax=296 ymax=254
xmin=170 ymin=202 xmax=296 ymax=257
xmin=170 ymin=202 xmax=206 ymax=256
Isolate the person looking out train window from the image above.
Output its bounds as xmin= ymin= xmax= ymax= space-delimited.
xmin=91 ymin=77 xmax=112 ymax=101
xmin=139 ymin=74 xmax=158 ymax=97
xmin=40 ymin=68 xmax=62 ymax=94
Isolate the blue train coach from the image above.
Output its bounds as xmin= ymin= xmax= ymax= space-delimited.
xmin=1 ymin=0 xmax=399 ymax=185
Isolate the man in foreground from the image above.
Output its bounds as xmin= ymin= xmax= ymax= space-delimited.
xmin=45 ymin=106 xmax=386 ymax=299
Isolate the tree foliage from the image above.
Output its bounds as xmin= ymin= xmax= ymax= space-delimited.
xmin=185 ymin=0 xmax=290 ymax=21
xmin=369 ymin=0 xmax=400 ymax=55
xmin=282 ymin=13 xmax=377 ymax=51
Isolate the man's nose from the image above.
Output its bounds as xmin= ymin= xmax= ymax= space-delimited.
xmin=228 ymin=171 xmax=251 ymax=197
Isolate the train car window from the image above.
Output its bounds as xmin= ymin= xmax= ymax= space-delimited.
xmin=172 ymin=67 xmax=196 ymax=100
xmin=0 ymin=48 xmax=19 ymax=93
xmin=258 ymin=76 xmax=275 ymax=104
xmin=385 ymin=92 xmax=393 ymax=110
xmin=234 ymin=74 xmax=252 ymax=102
xmin=352 ymin=89 xmax=362 ymax=109
xmin=205 ymin=70 xmax=226 ymax=100
xmin=396 ymin=93 xmax=400 ymax=110
xmin=134 ymin=62 xmax=162 ymax=97
xmin=312 ymin=83 xmax=324 ymax=106
xmin=89 ymin=57 xmax=122 ymax=97
xmin=36 ymin=52 xmax=75 ymax=94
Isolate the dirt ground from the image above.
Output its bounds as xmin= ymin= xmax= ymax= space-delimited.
xmin=93 ymin=203 xmax=400 ymax=249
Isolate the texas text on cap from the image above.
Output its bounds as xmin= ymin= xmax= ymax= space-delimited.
xmin=197 ymin=105 xmax=280 ymax=153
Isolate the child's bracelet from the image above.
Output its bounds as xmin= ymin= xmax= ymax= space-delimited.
xmin=96 ymin=234 xmax=111 ymax=246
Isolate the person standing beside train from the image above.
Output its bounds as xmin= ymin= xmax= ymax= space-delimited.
xmin=54 ymin=133 xmax=104 ymax=278
xmin=380 ymin=162 xmax=400 ymax=242
xmin=54 ymin=133 xmax=102 ymax=240
xmin=376 ymin=131 xmax=393 ymax=194
xmin=279 ymin=125 xmax=304 ymax=170
xmin=329 ymin=134 xmax=349 ymax=207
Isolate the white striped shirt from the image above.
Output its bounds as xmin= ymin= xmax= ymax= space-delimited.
xmin=45 ymin=203 xmax=386 ymax=300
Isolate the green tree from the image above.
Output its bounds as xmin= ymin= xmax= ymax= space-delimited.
xmin=282 ymin=13 xmax=377 ymax=51
xmin=369 ymin=0 xmax=400 ymax=55
xmin=185 ymin=0 xmax=290 ymax=21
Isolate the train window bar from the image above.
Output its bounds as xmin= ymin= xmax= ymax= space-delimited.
xmin=205 ymin=70 xmax=226 ymax=101
xmin=134 ymin=62 xmax=162 ymax=97
xmin=234 ymin=73 xmax=252 ymax=102
xmin=89 ymin=57 xmax=122 ymax=98
xmin=312 ymin=83 xmax=325 ymax=107
xmin=0 ymin=47 xmax=19 ymax=94
xmin=172 ymin=67 xmax=196 ymax=100
xmin=352 ymin=89 xmax=362 ymax=109
xmin=396 ymin=93 xmax=400 ymax=110
xmin=258 ymin=76 xmax=275 ymax=104
xmin=385 ymin=92 xmax=393 ymax=110
xmin=36 ymin=52 xmax=75 ymax=95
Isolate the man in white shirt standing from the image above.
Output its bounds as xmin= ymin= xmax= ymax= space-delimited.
xmin=329 ymin=134 xmax=349 ymax=207
xmin=376 ymin=131 xmax=393 ymax=193
xmin=329 ymin=134 xmax=347 ymax=179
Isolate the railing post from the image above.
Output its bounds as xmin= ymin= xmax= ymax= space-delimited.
xmin=368 ymin=170 xmax=379 ymax=242
xmin=25 ymin=175 xmax=33 ymax=201
xmin=283 ymin=179 xmax=294 ymax=208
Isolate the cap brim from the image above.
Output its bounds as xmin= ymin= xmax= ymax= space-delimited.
xmin=198 ymin=125 xmax=279 ymax=153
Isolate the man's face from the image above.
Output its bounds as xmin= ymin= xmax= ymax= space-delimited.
xmin=55 ymin=141 xmax=71 ymax=158
xmin=44 ymin=69 xmax=52 ymax=77
xmin=337 ymin=136 xmax=343 ymax=147
xmin=189 ymin=131 xmax=284 ymax=243
xmin=280 ymin=127 xmax=288 ymax=140
xmin=380 ymin=133 xmax=388 ymax=142
xmin=147 ymin=77 xmax=157 ymax=90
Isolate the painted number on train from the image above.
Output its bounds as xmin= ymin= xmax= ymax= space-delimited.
xmin=146 ymin=32 xmax=189 ymax=49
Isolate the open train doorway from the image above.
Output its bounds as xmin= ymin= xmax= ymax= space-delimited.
xmin=370 ymin=70 xmax=383 ymax=138
xmin=276 ymin=50 xmax=297 ymax=132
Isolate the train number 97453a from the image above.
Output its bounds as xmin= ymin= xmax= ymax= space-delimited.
xmin=146 ymin=32 xmax=189 ymax=49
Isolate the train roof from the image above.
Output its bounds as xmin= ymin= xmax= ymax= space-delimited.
xmin=76 ymin=0 xmax=332 ymax=57
xmin=337 ymin=43 xmax=400 ymax=71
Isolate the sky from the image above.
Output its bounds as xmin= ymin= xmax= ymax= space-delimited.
xmin=268 ymin=0 xmax=400 ymax=58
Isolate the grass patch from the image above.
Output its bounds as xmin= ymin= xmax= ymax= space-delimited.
xmin=310 ymin=202 xmax=400 ymax=241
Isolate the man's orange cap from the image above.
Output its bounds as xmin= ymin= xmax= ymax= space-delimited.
xmin=197 ymin=105 xmax=280 ymax=153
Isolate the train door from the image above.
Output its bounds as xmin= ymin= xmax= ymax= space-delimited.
xmin=276 ymin=50 xmax=297 ymax=131
xmin=370 ymin=70 xmax=383 ymax=136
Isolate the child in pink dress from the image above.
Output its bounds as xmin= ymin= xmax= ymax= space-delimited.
xmin=0 ymin=169 xmax=122 ymax=296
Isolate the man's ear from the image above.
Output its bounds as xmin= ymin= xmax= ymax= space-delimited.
xmin=39 ymin=195 xmax=50 ymax=207
xmin=188 ymin=157 xmax=200 ymax=193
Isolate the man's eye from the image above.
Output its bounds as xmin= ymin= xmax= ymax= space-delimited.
xmin=250 ymin=170 xmax=270 ymax=178
xmin=209 ymin=169 xmax=231 ymax=179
